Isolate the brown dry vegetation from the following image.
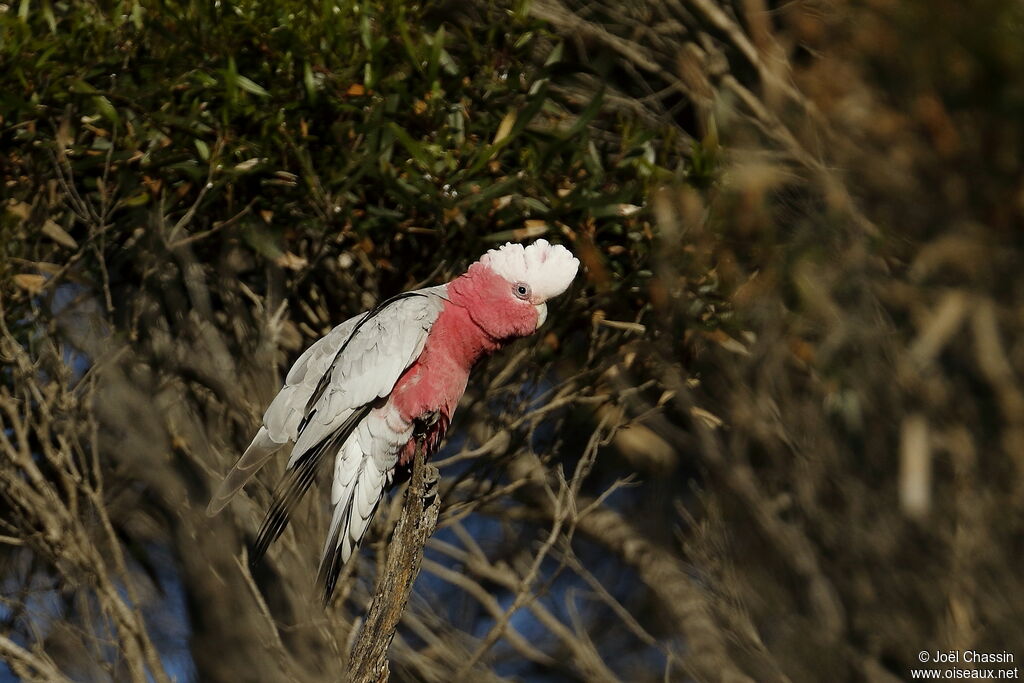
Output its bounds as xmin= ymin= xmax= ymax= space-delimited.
xmin=2 ymin=0 xmax=1023 ymax=681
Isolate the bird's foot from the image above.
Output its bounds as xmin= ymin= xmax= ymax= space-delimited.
xmin=413 ymin=410 xmax=441 ymax=436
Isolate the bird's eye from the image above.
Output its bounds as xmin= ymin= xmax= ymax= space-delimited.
xmin=513 ymin=283 xmax=531 ymax=300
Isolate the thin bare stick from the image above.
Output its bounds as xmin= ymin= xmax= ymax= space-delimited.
xmin=348 ymin=443 xmax=441 ymax=683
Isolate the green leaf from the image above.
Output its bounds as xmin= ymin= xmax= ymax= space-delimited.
xmin=41 ymin=0 xmax=56 ymax=33
xmin=544 ymin=41 xmax=564 ymax=67
xmin=388 ymin=122 xmax=432 ymax=169
xmin=303 ymin=62 xmax=317 ymax=101
xmin=426 ymin=26 xmax=445 ymax=86
xmin=360 ymin=14 xmax=372 ymax=51
xmin=513 ymin=32 xmax=534 ymax=50
xmin=236 ymin=74 xmax=270 ymax=98
xmin=398 ymin=17 xmax=424 ymax=74
xmin=93 ymin=96 xmax=119 ymax=126
xmin=118 ymin=192 xmax=151 ymax=208
xmin=566 ymin=86 xmax=605 ymax=139
xmin=69 ymin=79 xmax=99 ymax=95
xmin=520 ymin=197 xmax=549 ymax=215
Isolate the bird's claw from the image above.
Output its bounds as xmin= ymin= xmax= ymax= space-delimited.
xmin=413 ymin=410 xmax=441 ymax=437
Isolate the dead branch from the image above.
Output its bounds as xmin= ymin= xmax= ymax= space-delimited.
xmin=0 ymin=635 xmax=73 ymax=683
xmin=348 ymin=444 xmax=441 ymax=682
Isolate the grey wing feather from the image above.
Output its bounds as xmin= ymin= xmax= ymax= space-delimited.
xmin=205 ymin=313 xmax=368 ymax=516
xmin=286 ymin=288 xmax=446 ymax=465
xmin=207 ymin=286 xmax=446 ymax=519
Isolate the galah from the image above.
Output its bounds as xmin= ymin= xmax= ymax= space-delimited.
xmin=208 ymin=239 xmax=579 ymax=602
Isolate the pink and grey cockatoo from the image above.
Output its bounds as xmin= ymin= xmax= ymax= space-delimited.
xmin=208 ymin=239 xmax=579 ymax=602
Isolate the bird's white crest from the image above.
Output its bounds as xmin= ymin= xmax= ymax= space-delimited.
xmin=479 ymin=239 xmax=580 ymax=301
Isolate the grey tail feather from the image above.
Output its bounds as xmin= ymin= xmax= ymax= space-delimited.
xmin=250 ymin=405 xmax=372 ymax=566
xmin=316 ymin=475 xmax=384 ymax=606
xmin=206 ymin=435 xmax=282 ymax=517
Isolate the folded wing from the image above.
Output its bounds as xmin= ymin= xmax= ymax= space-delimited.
xmin=207 ymin=287 xmax=447 ymax=579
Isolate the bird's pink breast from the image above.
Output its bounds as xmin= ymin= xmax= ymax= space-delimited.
xmin=390 ymin=300 xmax=497 ymax=430
xmin=389 ymin=266 xmax=538 ymax=465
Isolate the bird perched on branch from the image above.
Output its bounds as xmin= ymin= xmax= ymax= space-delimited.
xmin=208 ymin=239 xmax=579 ymax=603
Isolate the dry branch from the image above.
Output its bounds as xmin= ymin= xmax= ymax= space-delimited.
xmin=0 ymin=635 xmax=73 ymax=683
xmin=348 ymin=445 xmax=441 ymax=682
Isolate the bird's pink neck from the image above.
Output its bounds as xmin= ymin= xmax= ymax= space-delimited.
xmin=389 ymin=264 xmax=538 ymax=426
xmin=428 ymin=300 xmax=503 ymax=370
xmin=388 ymin=301 xmax=499 ymax=427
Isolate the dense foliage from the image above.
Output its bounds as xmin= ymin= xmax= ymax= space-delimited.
xmin=2 ymin=0 xmax=676 ymax=314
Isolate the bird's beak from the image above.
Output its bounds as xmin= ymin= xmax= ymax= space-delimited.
xmin=534 ymin=303 xmax=548 ymax=329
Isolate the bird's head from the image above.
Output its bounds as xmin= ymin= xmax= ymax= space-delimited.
xmin=451 ymin=239 xmax=580 ymax=339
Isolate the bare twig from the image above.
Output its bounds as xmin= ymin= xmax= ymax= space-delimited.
xmin=0 ymin=635 xmax=74 ymax=683
xmin=348 ymin=443 xmax=441 ymax=682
